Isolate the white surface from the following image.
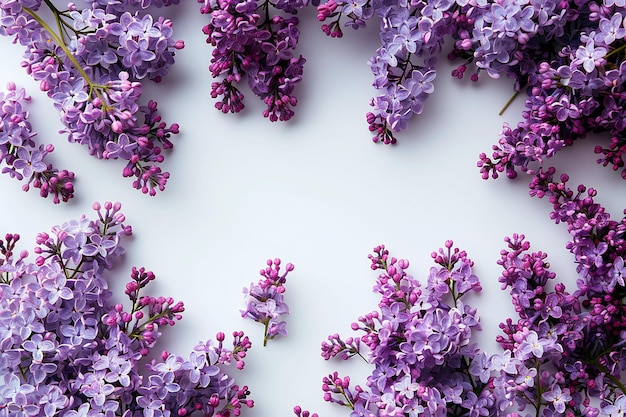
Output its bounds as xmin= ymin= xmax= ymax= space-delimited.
xmin=1 ymin=2 xmax=626 ymax=416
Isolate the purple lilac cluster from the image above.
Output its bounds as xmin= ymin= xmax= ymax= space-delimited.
xmin=241 ymin=258 xmax=293 ymax=346
xmin=293 ymin=210 xmax=626 ymax=416
xmin=0 ymin=203 xmax=253 ymax=417
xmin=314 ymin=0 xmax=626 ymax=153
xmin=0 ymin=0 xmax=184 ymax=197
xmin=199 ymin=0 xmax=307 ymax=122
xmin=295 ymin=243 xmax=524 ymax=417
xmin=0 ymin=82 xmax=75 ymax=203
xmin=317 ymin=0 xmax=455 ymax=144
xmin=489 ymin=169 xmax=626 ymax=416
xmin=474 ymin=0 xmax=626 ymax=182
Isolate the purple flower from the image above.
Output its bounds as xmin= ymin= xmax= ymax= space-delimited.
xmin=574 ymin=40 xmax=607 ymax=73
xmin=80 ymin=234 xmax=117 ymax=258
xmin=22 ymin=334 xmax=55 ymax=362
xmin=51 ymin=79 xmax=89 ymax=111
xmin=13 ymin=147 xmax=47 ymax=178
xmin=542 ymin=385 xmax=571 ymax=414
xmin=342 ymin=0 xmax=368 ymax=18
xmin=202 ymin=0 xmax=305 ymax=121
xmin=103 ymin=133 xmax=137 ymax=160
xmin=0 ymin=204 xmax=252 ymax=417
xmin=304 ymin=244 xmax=499 ymax=417
xmin=1 ymin=0 xmax=183 ymax=199
xmin=37 ymin=270 xmax=74 ymax=305
xmin=261 ymin=40 xmax=293 ymax=66
xmin=602 ymin=395 xmax=626 ymax=417
xmin=242 ymin=258 xmax=294 ymax=345
xmin=609 ymin=257 xmax=626 ymax=290
xmin=596 ymin=13 xmax=625 ymax=45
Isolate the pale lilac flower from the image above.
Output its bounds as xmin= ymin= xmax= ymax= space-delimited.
xmin=575 ymin=40 xmax=607 ymax=73
xmin=542 ymin=385 xmax=571 ymax=414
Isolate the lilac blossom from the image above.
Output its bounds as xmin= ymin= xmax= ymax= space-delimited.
xmin=303 ymin=0 xmax=626 ymax=163
xmin=488 ymin=169 xmax=626 ymax=415
xmin=199 ymin=0 xmax=307 ymax=122
xmin=242 ymin=258 xmax=294 ymax=345
xmin=0 ymin=83 xmax=75 ymax=203
xmin=0 ymin=203 xmax=255 ymax=417
xmin=0 ymin=0 xmax=184 ymax=198
xmin=296 ymin=242 xmax=508 ymax=417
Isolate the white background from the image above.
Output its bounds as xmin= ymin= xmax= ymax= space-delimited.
xmin=1 ymin=2 xmax=626 ymax=415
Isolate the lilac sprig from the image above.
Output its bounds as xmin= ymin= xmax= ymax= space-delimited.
xmin=0 ymin=0 xmax=184 ymax=197
xmin=316 ymin=0 xmax=450 ymax=144
xmin=0 ymin=82 xmax=75 ymax=202
xmin=297 ymin=243 xmax=513 ymax=417
xmin=311 ymin=0 xmax=626 ymax=161
xmin=293 ymin=225 xmax=626 ymax=416
xmin=467 ymin=0 xmax=626 ymax=181
xmin=199 ymin=0 xmax=307 ymax=122
xmin=0 ymin=202 xmax=254 ymax=417
xmin=490 ymin=169 xmax=626 ymax=416
xmin=241 ymin=258 xmax=293 ymax=346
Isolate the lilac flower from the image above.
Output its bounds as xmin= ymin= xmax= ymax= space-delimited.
xmin=51 ymin=79 xmax=89 ymax=111
xmin=575 ymin=39 xmax=607 ymax=73
xmin=596 ymin=13 xmax=625 ymax=45
xmin=1 ymin=0 xmax=183 ymax=198
xmin=261 ymin=40 xmax=293 ymax=66
xmin=609 ymin=257 xmax=626 ymax=290
xmin=81 ymin=234 xmax=117 ymax=258
xmin=0 ymin=204 xmax=253 ymax=417
xmin=12 ymin=147 xmax=46 ymax=178
xmin=22 ymin=334 xmax=55 ymax=362
xmin=0 ymin=84 xmax=75 ymax=202
xmin=405 ymin=69 xmax=436 ymax=96
xmin=342 ymin=0 xmax=368 ymax=18
xmin=542 ymin=385 xmax=571 ymax=414
xmin=298 ymin=243 xmax=497 ymax=417
xmin=514 ymin=365 xmax=537 ymax=387
xmin=37 ymin=271 xmax=73 ymax=305
xmin=201 ymin=0 xmax=306 ymax=121
xmin=393 ymin=375 xmax=419 ymax=399
xmin=64 ymin=403 xmax=90 ymax=417
xmin=242 ymin=258 xmax=294 ymax=345
xmin=602 ymin=395 xmax=626 ymax=417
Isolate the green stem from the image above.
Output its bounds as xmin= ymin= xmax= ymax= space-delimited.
xmin=534 ymin=362 xmax=543 ymax=417
xmin=22 ymin=6 xmax=106 ymax=100
xmin=130 ymin=310 xmax=171 ymax=339
xmin=499 ymin=89 xmax=521 ymax=115
xmin=337 ymin=385 xmax=354 ymax=409
xmin=591 ymin=360 xmax=626 ymax=395
xmin=605 ymin=43 xmax=626 ymax=60
xmin=450 ymin=279 xmax=460 ymax=307
xmin=42 ymin=0 xmax=65 ymax=40
xmin=263 ymin=320 xmax=269 ymax=346
xmin=57 ymin=247 xmax=84 ymax=280
xmin=461 ymin=356 xmax=478 ymax=392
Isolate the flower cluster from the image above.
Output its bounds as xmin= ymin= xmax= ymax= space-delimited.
xmin=0 ymin=82 xmax=75 ymax=203
xmin=312 ymin=0 xmax=626 ymax=153
xmin=0 ymin=202 xmax=253 ymax=417
xmin=296 ymin=242 xmax=517 ymax=417
xmin=199 ymin=0 xmax=307 ymax=121
xmin=474 ymin=0 xmax=626 ymax=182
xmin=293 ymin=202 xmax=626 ymax=417
xmin=317 ymin=0 xmax=457 ymax=144
xmin=241 ymin=258 xmax=293 ymax=346
xmin=0 ymin=0 xmax=184 ymax=198
xmin=488 ymin=169 xmax=626 ymax=416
